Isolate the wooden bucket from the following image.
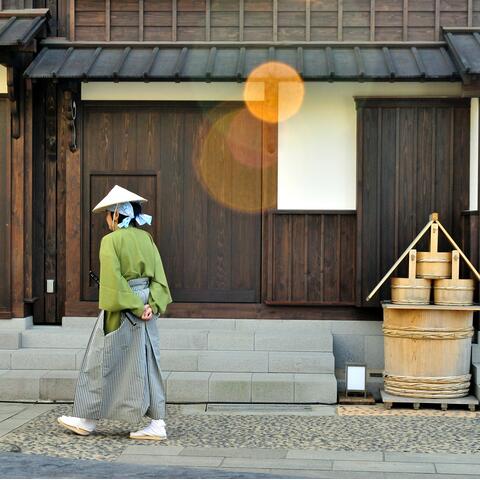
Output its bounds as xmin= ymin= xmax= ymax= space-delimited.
xmin=434 ymin=279 xmax=475 ymax=306
xmin=416 ymin=251 xmax=452 ymax=279
xmin=383 ymin=307 xmax=473 ymax=398
xmin=391 ymin=278 xmax=431 ymax=304
xmin=433 ymin=251 xmax=474 ymax=305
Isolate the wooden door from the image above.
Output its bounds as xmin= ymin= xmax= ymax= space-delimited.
xmin=357 ymin=98 xmax=470 ymax=306
xmin=81 ymin=102 xmax=262 ymax=304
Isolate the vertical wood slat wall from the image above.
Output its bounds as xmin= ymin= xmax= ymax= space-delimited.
xmin=0 ymin=97 xmax=11 ymax=318
xmin=356 ymin=98 xmax=471 ymax=308
xmin=265 ymin=211 xmax=356 ymax=306
xmin=71 ymin=0 xmax=479 ymax=42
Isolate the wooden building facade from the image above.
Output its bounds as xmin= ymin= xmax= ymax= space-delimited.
xmin=0 ymin=0 xmax=480 ymax=327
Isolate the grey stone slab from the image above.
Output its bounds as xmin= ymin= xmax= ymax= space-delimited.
xmin=159 ymin=330 xmax=208 ymax=350
xmin=39 ymin=370 xmax=78 ymax=401
xmin=10 ymin=404 xmax=55 ymax=418
xmin=385 ymin=452 xmax=480 ymax=464
xmin=208 ymin=331 xmax=254 ymax=351
xmin=21 ymin=330 xmax=89 ymax=349
xmin=294 ymin=374 xmax=337 ymax=403
xmin=332 ymin=460 xmax=435 ymax=473
xmin=268 ymin=352 xmax=334 ymax=373
xmin=0 ymin=332 xmax=21 ymax=350
xmin=255 ymin=332 xmax=333 ymax=352
xmin=222 ymin=457 xmax=332 ymax=470
xmin=365 ymin=335 xmax=384 ymax=370
xmin=122 ymin=445 xmax=184 ymax=456
xmin=160 ymin=350 xmax=198 ymax=371
xmin=208 ymin=373 xmax=252 ymax=402
xmin=471 ymin=344 xmax=480 ymax=363
xmin=0 ymin=370 xmax=48 ymax=401
xmin=75 ymin=350 xmax=86 ymax=369
xmin=177 ymin=404 xmax=207 ymax=414
xmin=330 ymin=321 xmax=383 ymax=335
xmin=116 ymin=454 xmax=224 ymax=467
xmin=61 ymin=317 xmax=96 ymax=329
xmin=180 ymin=447 xmax=287 ymax=459
xmin=435 ymin=463 xmax=480 ymax=475
xmin=252 ymin=373 xmax=294 ymax=403
xmin=157 ymin=319 xmax=236 ymax=330
xmin=472 ymin=363 xmax=479 ymax=385
xmin=166 ymin=372 xmax=210 ymax=402
xmin=287 ymin=450 xmax=383 ymax=461
xmin=11 ymin=349 xmax=80 ymax=370
xmin=0 ymin=317 xmax=33 ymax=330
xmin=333 ymin=334 xmax=365 ymax=369
xmin=0 ymin=351 xmax=12 ymax=369
xmin=198 ymin=351 xmax=268 ymax=373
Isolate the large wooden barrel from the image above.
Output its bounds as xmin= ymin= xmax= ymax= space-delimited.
xmin=383 ymin=305 xmax=474 ymax=398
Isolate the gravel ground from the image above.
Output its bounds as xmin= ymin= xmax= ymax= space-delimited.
xmin=0 ymin=404 xmax=479 ymax=463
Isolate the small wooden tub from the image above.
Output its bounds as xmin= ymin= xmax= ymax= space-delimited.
xmin=391 ymin=278 xmax=431 ymax=305
xmin=383 ymin=305 xmax=474 ymax=398
xmin=434 ymin=279 xmax=475 ymax=306
xmin=416 ymin=252 xmax=452 ymax=279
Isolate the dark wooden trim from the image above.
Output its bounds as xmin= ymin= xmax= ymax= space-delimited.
xmin=338 ymin=0 xmax=343 ymax=41
xmin=370 ymin=0 xmax=375 ymax=42
xmin=69 ymin=0 xmax=75 ymax=41
xmin=274 ymin=210 xmax=355 ymax=215
xmin=355 ymin=98 xmax=470 ymax=108
xmin=64 ymin=300 xmax=380 ymax=320
xmin=106 ymin=0 xmax=111 ymax=42
xmin=403 ymin=0 xmax=408 ymax=42
xmin=305 ymin=0 xmax=310 ymax=42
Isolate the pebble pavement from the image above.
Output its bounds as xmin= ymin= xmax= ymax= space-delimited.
xmin=0 ymin=403 xmax=479 ymax=463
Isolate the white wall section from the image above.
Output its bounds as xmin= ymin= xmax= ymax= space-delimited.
xmin=0 ymin=66 xmax=7 ymax=94
xmin=81 ymin=82 xmax=264 ymax=101
xmin=470 ymin=98 xmax=479 ymax=211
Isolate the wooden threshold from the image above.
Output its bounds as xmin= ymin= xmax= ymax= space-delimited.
xmin=64 ymin=301 xmax=380 ymax=320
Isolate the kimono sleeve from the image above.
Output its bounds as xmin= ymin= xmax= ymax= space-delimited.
xmin=148 ymin=236 xmax=173 ymax=315
xmin=98 ymin=234 xmax=145 ymax=318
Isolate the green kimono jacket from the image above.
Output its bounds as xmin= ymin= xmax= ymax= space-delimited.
xmin=98 ymin=227 xmax=172 ymax=334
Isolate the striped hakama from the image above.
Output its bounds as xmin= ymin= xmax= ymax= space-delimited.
xmin=72 ymin=278 xmax=165 ymax=423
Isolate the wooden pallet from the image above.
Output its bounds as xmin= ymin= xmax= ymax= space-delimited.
xmin=381 ymin=390 xmax=479 ymax=412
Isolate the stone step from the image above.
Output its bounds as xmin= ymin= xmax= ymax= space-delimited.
xmin=0 ymin=370 xmax=337 ymax=404
xmin=9 ymin=348 xmax=83 ymax=370
xmin=74 ymin=349 xmax=335 ymax=374
xmin=167 ymin=372 xmax=337 ymax=404
xmin=0 ymin=331 xmax=21 ymax=350
xmin=21 ymin=326 xmax=333 ymax=353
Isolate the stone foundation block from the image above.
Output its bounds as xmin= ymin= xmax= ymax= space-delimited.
xmin=40 ymin=370 xmax=79 ymax=401
xmin=294 ymin=374 xmax=337 ymax=403
xmin=254 ymin=332 xmax=332 ymax=352
xmin=0 ymin=370 xmax=48 ymax=401
xmin=207 ymin=332 xmax=254 ymax=351
xmin=209 ymin=373 xmax=252 ymax=402
xmin=160 ymin=350 xmax=198 ymax=371
xmin=159 ymin=330 xmax=208 ymax=350
xmin=198 ymin=351 xmax=268 ymax=373
xmin=0 ymin=350 xmax=12 ymax=369
xmin=11 ymin=349 xmax=80 ymax=370
xmin=0 ymin=332 xmax=21 ymax=350
xmin=166 ymin=372 xmax=210 ymax=402
xmin=252 ymin=373 xmax=294 ymax=403
xmin=268 ymin=352 xmax=334 ymax=373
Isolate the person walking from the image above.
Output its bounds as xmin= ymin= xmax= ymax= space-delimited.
xmin=57 ymin=185 xmax=172 ymax=440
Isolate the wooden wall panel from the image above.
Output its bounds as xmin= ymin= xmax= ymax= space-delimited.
xmin=0 ymin=97 xmax=11 ymax=318
xmin=357 ymin=98 xmax=470 ymax=307
xmin=266 ymin=212 xmax=356 ymax=305
xmin=68 ymin=0 xmax=480 ymax=41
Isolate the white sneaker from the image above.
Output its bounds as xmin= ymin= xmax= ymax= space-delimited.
xmin=57 ymin=415 xmax=96 ymax=436
xmin=130 ymin=419 xmax=167 ymax=440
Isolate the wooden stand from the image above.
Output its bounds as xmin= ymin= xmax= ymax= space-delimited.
xmin=339 ymin=393 xmax=376 ymax=405
xmin=366 ymin=214 xmax=480 ymax=405
xmin=381 ymin=390 xmax=478 ymax=411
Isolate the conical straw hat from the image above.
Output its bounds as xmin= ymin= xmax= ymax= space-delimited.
xmin=92 ymin=185 xmax=148 ymax=213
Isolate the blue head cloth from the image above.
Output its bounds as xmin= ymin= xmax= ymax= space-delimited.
xmin=108 ymin=202 xmax=152 ymax=229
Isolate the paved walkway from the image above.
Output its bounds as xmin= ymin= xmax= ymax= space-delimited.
xmin=0 ymin=402 xmax=479 ymax=478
